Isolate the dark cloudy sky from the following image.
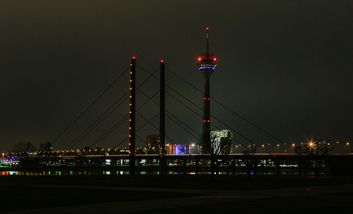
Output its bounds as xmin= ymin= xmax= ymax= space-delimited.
xmin=0 ymin=0 xmax=352 ymax=150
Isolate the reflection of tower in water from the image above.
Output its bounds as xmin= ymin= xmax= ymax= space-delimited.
xmin=197 ymin=27 xmax=218 ymax=154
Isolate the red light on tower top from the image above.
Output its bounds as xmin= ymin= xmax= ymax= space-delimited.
xmin=197 ymin=27 xmax=217 ymax=72
xmin=131 ymin=56 xmax=136 ymax=60
xmin=160 ymin=59 xmax=165 ymax=63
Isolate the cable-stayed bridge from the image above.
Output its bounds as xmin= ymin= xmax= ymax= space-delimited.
xmin=5 ymin=56 xmax=352 ymax=176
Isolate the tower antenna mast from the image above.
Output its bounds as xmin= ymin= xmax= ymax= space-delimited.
xmin=206 ymin=26 xmax=210 ymax=54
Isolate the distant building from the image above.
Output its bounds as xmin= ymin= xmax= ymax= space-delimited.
xmin=145 ymin=134 xmax=160 ymax=154
xmin=165 ymin=144 xmax=176 ymax=154
xmin=39 ymin=142 xmax=53 ymax=153
xmin=165 ymin=143 xmax=199 ymax=155
xmin=175 ymin=144 xmax=189 ymax=155
xmin=189 ymin=143 xmax=200 ymax=154
xmin=210 ymin=130 xmax=232 ymax=155
xmin=12 ymin=142 xmax=36 ymax=153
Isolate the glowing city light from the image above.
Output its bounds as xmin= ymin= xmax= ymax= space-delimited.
xmin=307 ymin=140 xmax=317 ymax=151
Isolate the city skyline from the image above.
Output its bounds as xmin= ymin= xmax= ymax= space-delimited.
xmin=1 ymin=2 xmax=353 ymax=213
xmin=1 ymin=1 xmax=353 ymax=150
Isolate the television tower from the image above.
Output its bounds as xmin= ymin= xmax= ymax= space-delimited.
xmin=197 ymin=27 xmax=217 ymax=154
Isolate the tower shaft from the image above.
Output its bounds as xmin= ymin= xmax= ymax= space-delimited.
xmin=202 ymin=74 xmax=211 ymax=154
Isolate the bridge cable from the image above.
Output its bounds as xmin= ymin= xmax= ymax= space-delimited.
xmin=138 ymin=89 xmax=200 ymax=139
xmin=52 ymin=66 xmax=129 ymax=147
xmin=64 ymin=67 xmax=160 ymax=149
xmin=64 ymin=92 xmax=128 ymax=149
xmin=138 ymin=64 xmax=256 ymax=144
xmin=112 ymin=113 xmax=159 ymax=149
xmin=92 ymin=89 xmax=160 ymax=149
xmin=166 ymin=67 xmax=285 ymax=144
xmin=136 ymin=111 xmax=178 ymax=146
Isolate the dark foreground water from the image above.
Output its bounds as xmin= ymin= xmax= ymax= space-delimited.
xmin=1 ymin=175 xmax=353 ymax=213
xmin=0 ymin=169 xmax=317 ymax=176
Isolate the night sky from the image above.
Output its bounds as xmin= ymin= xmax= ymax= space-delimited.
xmin=1 ymin=0 xmax=352 ymax=150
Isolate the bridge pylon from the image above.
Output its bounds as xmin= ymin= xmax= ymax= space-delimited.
xmin=128 ymin=56 xmax=136 ymax=175
xmin=159 ymin=59 xmax=166 ymax=174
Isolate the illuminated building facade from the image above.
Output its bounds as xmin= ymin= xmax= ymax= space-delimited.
xmin=210 ymin=129 xmax=232 ymax=155
xmin=145 ymin=134 xmax=160 ymax=154
xmin=164 ymin=143 xmax=199 ymax=155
